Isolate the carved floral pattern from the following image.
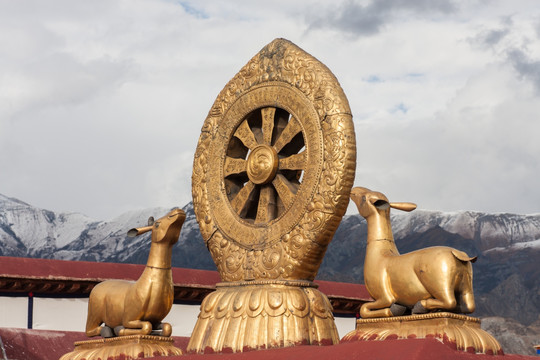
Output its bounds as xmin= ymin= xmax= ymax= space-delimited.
xmin=188 ymin=284 xmax=338 ymax=352
xmin=192 ymin=38 xmax=356 ymax=283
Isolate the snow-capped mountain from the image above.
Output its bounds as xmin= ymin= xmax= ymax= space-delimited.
xmin=1 ymin=193 xmax=539 ymax=327
xmin=391 ymin=210 xmax=540 ymax=251
xmin=4 ymin=192 xmax=538 ymax=259
xmin=0 ymin=193 xmax=213 ymax=269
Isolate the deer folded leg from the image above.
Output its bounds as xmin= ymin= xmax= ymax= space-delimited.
xmin=420 ymin=288 xmax=457 ymax=312
xmin=85 ymin=311 xmax=104 ymax=337
xmin=459 ymin=265 xmax=475 ymax=313
xmin=85 ymin=325 xmax=102 ymax=337
xmin=360 ymin=298 xmax=394 ymax=318
xmin=153 ymin=322 xmax=172 ymax=337
xmin=118 ymin=320 xmax=153 ymax=336
xmin=459 ymin=291 xmax=475 ymax=313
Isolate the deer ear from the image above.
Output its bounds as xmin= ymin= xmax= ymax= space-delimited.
xmin=148 ymin=217 xmax=155 ymax=226
xmin=390 ymin=202 xmax=417 ymax=212
xmin=373 ymin=199 xmax=390 ymax=210
xmin=127 ymin=225 xmax=153 ymax=237
xmin=127 ymin=228 xmax=139 ymax=238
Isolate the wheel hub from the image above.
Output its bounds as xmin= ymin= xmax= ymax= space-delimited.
xmin=247 ymin=145 xmax=278 ymax=185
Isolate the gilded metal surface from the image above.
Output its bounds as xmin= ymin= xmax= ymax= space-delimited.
xmin=189 ymin=38 xmax=356 ymax=352
xmin=246 ymin=144 xmax=279 ymax=185
xmin=341 ymin=312 xmax=502 ymax=355
xmin=188 ymin=282 xmax=339 ymax=352
xmin=85 ymin=208 xmax=185 ymax=337
xmin=59 ymin=335 xmax=183 ymax=360
xmin=192 ymin=38 xmax=356 ymax=282
xmin=350 ymin=187 xmax=477 ymax=318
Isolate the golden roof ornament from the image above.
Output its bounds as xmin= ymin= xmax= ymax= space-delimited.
xmin=350 ymin=186 xmax=476 ymax=318
xmin=62 ymin=208 xmax=186 ymax=360
xmin=342 ymin=187 xmax=502 ymax=354
xmin=189 ymin=38 xmax=356 ymax=352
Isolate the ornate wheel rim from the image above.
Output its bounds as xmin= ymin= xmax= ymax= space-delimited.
xmin=207 ymin=83 xmax=323 ymax=249
xmin=192 ymin=38 xmax=356 ymax=281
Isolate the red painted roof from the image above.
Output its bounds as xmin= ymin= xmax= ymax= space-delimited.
xmin=0 ymin=328 xmax=534 ymax=360
xmin=170 ymin=340 xmax=535 ymax=360
xmin=0 ymin=256 xmax=370 ymax=302
xmin=315 ymin=279 xmax=371 ymax=301
xmin=0 ymin=256 xmax=219 ymax=287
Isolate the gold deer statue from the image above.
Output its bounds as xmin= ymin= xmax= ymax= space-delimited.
xmin=350 ymin=187 xmax=476 ymax=319
xmin=85 ymin=208 xmax=185 ymax=337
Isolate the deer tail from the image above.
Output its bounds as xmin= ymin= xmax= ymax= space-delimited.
xmin=452 ymin=249 xmax=477 ymax=263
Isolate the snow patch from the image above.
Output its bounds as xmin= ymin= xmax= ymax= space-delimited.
xmin=484 ymin=238 xmax=540 ymax=253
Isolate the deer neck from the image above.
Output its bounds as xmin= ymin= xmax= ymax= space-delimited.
xmin=365 ymin=214 xmax=399 ymax=257
xmin=146 ymin=242 xmax=173 ymax=270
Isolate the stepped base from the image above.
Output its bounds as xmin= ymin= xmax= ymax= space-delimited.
xmin=341 ymin=312 xmax=502 ymax=355
xmin=59 ymin=335 xmax=183 ymax=360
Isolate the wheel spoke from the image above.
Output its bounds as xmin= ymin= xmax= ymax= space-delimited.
xmin=272 ymin=174 xmax=296 ymax=209
xmin=255 ymin=185 xmax=275 ymax=224
xmin=261 ymin=107 xmax=275 ymax=145
xmin=224 ymin=157 xmax=247 ymax=177
xmin=273 ymin=117 xmax=302 ymax=153
xmin=279 ymin=151 xmax=306 ymax=170
xmin=234 ymin=120 xmax=259 ymax=150
xmin=230 ymin=181 xmax=256 ymax=216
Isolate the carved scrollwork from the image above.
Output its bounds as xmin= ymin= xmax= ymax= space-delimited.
xmin=192 ymin=38 xmax=356 ymax=283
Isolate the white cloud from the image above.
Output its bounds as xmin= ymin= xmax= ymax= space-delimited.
xmin=355 ymin=63 xmax=540 ymax=214
xmin=1 ymin=0 xmax=539 ymax=219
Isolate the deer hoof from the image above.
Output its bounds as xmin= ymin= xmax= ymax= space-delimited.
xmin=412 ymin=301 xmax=427 ymax=314
xmin=390 ymin=303 xmax=407 ymax=316
xmin=100 ymin=325 xmax=115 ymax=338
xmin=114 ymin=326 xmax=125 ymax=336
xmin=161 ymin=323 xmax=172 ymax=337
xmin=151 ymin=322 xmax=172 ymax=337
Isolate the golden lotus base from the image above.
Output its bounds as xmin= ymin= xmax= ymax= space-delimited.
xmin=187 ymin=280 xmax=339 ymax=353
xmin=59 ymin=335 xmax=183 ymax=360
xmin=341 ymin=312 xmax=502 ymax=355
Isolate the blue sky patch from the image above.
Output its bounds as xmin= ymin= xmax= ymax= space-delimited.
xmin=178 ymin=1 xmax=209 ymax=19
xmin=365 ymin=75 xmax=383 ymax=83
xmin=391 ymin=102 xmax=409 ymax=114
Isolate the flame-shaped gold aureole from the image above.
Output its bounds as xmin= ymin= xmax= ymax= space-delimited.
xmin=189 ymin=38 xmax=356 ymax=352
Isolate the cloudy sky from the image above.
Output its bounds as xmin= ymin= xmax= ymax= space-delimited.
xmin=1 ymin=0 xmax=539 ymax=220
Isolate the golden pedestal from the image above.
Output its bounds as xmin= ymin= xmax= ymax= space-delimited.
xmin=59 ymin=335 xmax=183 ymax=360
xmin=341 ymin=312 xmax=502 ymax=355
xmin=187 ymin=280 xmax=339 ymax=353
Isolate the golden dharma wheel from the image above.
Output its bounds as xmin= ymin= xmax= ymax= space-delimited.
xmin=192 ymin=38 xmax=356 ymax=282
xmin=189 ymin=38 xmax=356 ymax=353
